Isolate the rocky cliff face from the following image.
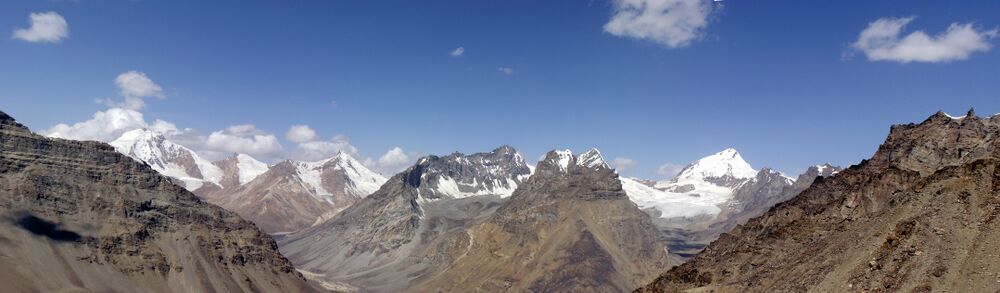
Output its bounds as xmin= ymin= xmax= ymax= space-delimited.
xmin=415 ymin=149 xmax=670 ymax=292
xmin=0 ymin=110 xmax=317 ymax=292
xmin=639 ymin=110 xmax=1000 ymax=292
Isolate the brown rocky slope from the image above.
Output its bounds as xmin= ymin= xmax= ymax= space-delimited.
xmin=416 ymin=149 xmax=670 ymax=292
xmin=638 ymin=110 xmax=1000 ymax=292
xmin=0 ymin=110 xmax=319 ymax=292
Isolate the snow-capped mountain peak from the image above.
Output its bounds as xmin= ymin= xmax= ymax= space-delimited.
xmin=550 ymin=149 xmax=574 ymax=171
xmin=294 ymin=151 xmax=387 ymax=199
xmin=111 ymin=128 xmax=223 ymax=191
xmin=405 ymin=146 xmax=532 ymax=201
xmin=576 ymin=148 xmax=609 ymax=169
xmin=234 ymin=153 xmax=269 ymax=185
xmin=674 ymin=148 xmax=756 ymax=180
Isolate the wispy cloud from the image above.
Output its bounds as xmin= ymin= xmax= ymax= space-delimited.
xmin=604 ymin=0 xmax=714 ymax=48
xmin=12 ymin=11 xmax=69 ymax=43
xmin=851 ymin=16 xmax=998 ymax=63
xmin=613 ymin=157 xmax=637 ymax=172
xmin=450 ymin=46 xmax=465 ymax=57
xmin=657 ymin=162 xmax=685 ymax=179
xmin=498 ymin=67 xmax=513 ymax=75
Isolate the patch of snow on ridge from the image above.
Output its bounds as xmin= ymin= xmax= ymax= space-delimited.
xmin=434 ymin=176 xmax=521 ymax=199
xmin=576 ymin=148 xmax=608 ymax=168
xmin=236 ymin=154 xmax=269 ymax=185
xmin=330 ymin=152 xmax=386 ymax=198
xmin=943 ymin=112 xmax=966 ymax=119
xmin=553 ymin=149 xmax=573 ymax=171
xmin=621 ymin=177 xmax=721 ymax=218
xmin=295 ymin=161 xmax=331 ymax=197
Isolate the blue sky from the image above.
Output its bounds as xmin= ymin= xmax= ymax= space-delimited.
xmin=1 ymin=0 xmax=999 ymax=178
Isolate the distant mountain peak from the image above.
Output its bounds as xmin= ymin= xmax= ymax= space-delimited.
xmin=233 ymin=153 xmax=269 ymax=185
xmin=404 ymin=145 xmax=532 ymax=200
xmin=674 ymin=148 xmax=756 ymax=181
xmin=111 ymin=128 xmax=223 ymax=191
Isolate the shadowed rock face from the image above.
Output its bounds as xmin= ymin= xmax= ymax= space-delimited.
xmin=639 ymin=111 xmax=1000 ymax=293
xmin=0 ymin=110 xmax=318 ymax=293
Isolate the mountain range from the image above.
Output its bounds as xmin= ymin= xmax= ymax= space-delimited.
xmin=110 ymin=129 xmax=387 ymax=234
xmin=98 ymin=124 xmax=847 ymax=291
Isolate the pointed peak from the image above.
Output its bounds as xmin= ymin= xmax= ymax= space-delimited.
xmin=0 ymin=110 xmax=28 ymax=132
xmin=716 ymin=148 xmax=741 ymax=158
xmin=674 ymin=148 xmax=756 ymax=180
xmin=576 ymin=148 xmax=608 ymax=169
xmin=235 ymin=153 xmax=264 ymax=163
xmin=540 ymin=149 xmax=574 ymax=172
xmin=492 ymin=145 xmax=517 ymax=155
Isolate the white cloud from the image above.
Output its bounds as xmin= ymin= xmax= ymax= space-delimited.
xmin=363 ymin=147 xmax=418 ymax=175
xmin=290 ymin=135 xmax=359 ymax=162
xmin=205 ymin=125 xmax=283 ymax=157
xmin=450 ymin=46 xmax=465 ymax=57
xmin=498 ymin=67 xmax=513 ymax=75
xmin=378 ymin=147 xmax=411 ymax=169
xmin=657 ymin=162 xmax=685 ymax=179
xmin=111 ymin=71 xmax=165 ymax=110
xmin=149 ymin=119 xmax=179 ymax=134
xmin=851 ymin=16 xmax=998 ymax=63
xmin=613 ymin=157 xmax=637 ymax=172
xmin=285 ymin=124 xmax=318 ymax=143
xmin=12 ymin=11 xmax=68 ymax=43
xmin=43 ymin=108 xmax=149 ymax=142
xmin=604 ymin=0 xmax=713 ymax=48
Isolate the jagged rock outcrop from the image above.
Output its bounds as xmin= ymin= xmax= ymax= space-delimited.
xmin=278 ymin=146 xmax=532 ymax=292
xmin=0 ymin=110 xmax=318 ymax=292
xmin=417 ymin=148 xmax=670 ymax=292
xmin=638 ymin=111 xmax=1000 ymax=292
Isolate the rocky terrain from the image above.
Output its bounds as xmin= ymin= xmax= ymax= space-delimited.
xmin=415 ymin=149 xmax=670 ymax=292
xmin=0 ymin=110 xmax=318 ymax=292
xmin=278 ymin=146 xmax=533 ymax=291
xmin=638 ymin=110 xmax=1000 ymax=292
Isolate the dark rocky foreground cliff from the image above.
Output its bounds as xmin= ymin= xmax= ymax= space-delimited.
xmin=638 ymin=110 xmax=1000 ymax=292
xmin=0 ymin=110 xmax=319 ymax=292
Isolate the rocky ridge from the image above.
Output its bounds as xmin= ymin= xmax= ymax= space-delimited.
xmin=639 ymin=110 xmax=1000 ymax=292
xmin=0 ymin=110 xmax=318 ymax=292
xmin=278 ymin=146 xmax=532 ymax=291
